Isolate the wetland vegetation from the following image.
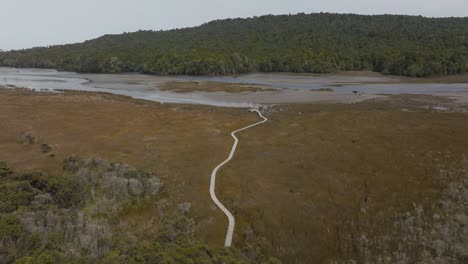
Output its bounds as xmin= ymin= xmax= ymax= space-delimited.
xmin=1 ymin=88 xmax=467 ymax=263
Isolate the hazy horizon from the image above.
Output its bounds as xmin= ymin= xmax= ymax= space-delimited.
xmin=1 ymin=0 xmax=467 ymax=51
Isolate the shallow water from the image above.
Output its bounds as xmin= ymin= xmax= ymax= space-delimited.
xmin=182 ymin=73 xmax=468 ymax=94
xmin=1 ymin=67 xmax=468 ymax=107
xmin=0 ymin=68 xmax=244 ymax=107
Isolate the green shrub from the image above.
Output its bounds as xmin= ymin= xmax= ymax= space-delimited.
xmin=0 ymin=215 xmax=23 ymax=240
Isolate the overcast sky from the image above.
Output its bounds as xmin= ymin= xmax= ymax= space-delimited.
xmin=1 ymin=0 xmax=467 ymax=51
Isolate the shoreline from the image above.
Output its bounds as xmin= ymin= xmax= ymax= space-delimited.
xmin=3 ymin=66 xmax=468 ymax=84
xmin=2 ymin=67 xmax=468 ymax=108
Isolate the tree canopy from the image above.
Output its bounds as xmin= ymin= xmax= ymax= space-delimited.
xmin=1 ymin=13 xmax=467 ymax=77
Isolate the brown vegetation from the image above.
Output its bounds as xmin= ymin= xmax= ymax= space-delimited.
xmin=159 ymin=81 xmax=277 ymax=93
xmin=219 ymin=97 xmax=468 ymax=263
xmin=0 ymin=87 xmax=256 ymax=249
xmin=1 ymin=88 xmax=467 ymax=263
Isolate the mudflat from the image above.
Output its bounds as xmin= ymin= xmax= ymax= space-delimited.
xmin=3 ymin=68 xmax=468 ymax=108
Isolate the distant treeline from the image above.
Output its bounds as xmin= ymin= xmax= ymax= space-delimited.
xmin=1 ymin=13 xmax=467 ymax=77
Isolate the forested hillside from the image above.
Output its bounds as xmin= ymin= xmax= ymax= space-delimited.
xmin=1 ymin=13 xmax=467 ymax=77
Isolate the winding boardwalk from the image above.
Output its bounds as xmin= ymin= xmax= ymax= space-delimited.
xmin=209 ymin=109 xmax=268 ymax=247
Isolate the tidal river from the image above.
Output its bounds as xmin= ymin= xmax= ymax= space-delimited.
xmin=1 ymin=67 xmax=468 ymax=107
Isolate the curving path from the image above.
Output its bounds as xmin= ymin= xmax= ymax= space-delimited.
xmin=209 ymin=108 xmax=268 ymax=247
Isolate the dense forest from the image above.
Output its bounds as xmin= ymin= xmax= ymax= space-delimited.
xmin=0 ymin=159 xmax=279 ymax=263
xmin=0 ymin=13 xmax=467 ymax=77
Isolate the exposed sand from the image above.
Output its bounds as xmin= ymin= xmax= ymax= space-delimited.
xmin=65 ymin=72 xmax=383 ymax=105
xmin=3 ymin=68 xmax=468 ymax=107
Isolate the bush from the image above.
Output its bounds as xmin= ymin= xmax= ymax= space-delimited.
xmin=0 ymin=160 xmax=278 ymax=263
xmin=0 ymin=215 xmax=23 ymax=240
